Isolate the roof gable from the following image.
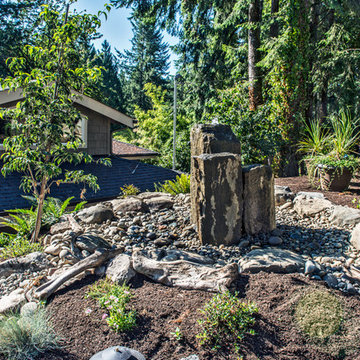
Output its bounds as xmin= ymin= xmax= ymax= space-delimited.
xmin=0 ymin=88 xmax=134 ymax=128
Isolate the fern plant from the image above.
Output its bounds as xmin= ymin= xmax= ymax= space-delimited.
xmin=155 ymin=174 xmax=190 ymax=195
xmin=0 ymin=208 xmax=37 ymax=238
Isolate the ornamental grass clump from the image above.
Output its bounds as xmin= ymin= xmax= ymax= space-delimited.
xmin=197 ymin=291 xmax=258 ymax=353
xmin=0 ymin=307 xmax=61 ymax=360
xmin=295 ymin=290 xmax=343 ymax=339
xmin=87 ymin=279 xmax=136 ymax=332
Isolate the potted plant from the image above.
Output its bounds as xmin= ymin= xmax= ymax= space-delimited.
xmin=306 ymin=109 xmax=360 ymax=191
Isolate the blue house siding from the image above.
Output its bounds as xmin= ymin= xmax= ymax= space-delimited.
xmin=0 ymin=156 xmax=178 ymax=212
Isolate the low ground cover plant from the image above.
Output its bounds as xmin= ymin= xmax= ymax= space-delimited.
xmin=87 ymin=279 xmax=136 ymax=332
xmin=120 ymin=184 xmax=140 ymax=198
xmin=156 ymin=173 xmax=190 ymax=195
xmin=0 ymin=307 xmax=61 ymax=360
xmin=197 ymin=291 xmax=258 ymax=353
xmin=295 ymin=290 xmax=343 ymax=339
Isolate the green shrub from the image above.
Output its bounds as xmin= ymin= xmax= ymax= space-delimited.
xmin=0 ymin=235 xmax=42 ymax=259
xmin=120 ymin=184 xmax=140 ymax=198
xmin=0 ymin=233 xmax=11 ymax=247
xmin=87 ymin=279 xmax=136 ymax=332
xmin=197 ymin=291 xmax=258 ymax=352
xmin=0 ymin=208 xmax=36 ymax=238
xmin=0 ymin=307 xmax=61 ymax=360
xmin=155 ymin=173 xmax=190 ymax=195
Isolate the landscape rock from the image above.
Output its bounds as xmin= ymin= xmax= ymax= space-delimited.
xmin=274 ymin=186 xmax=295 ymax=206
xmin=330 ymin=205 xmax=360 ymax=227
xmin=90 ymin=346 xmax=146 ymax=360
xmin=192 ymin=153 xmax=243 ymax=246
xmin=323 ymin=273 xmax=338 ymax=288
xmin=76 ymin=204 xmax=114 ymax=224
xmin=137 ymin=192 xmax=174 ymax=211
xmin=75 ymin=233 xmax=112 ymax=253
xmin=106 ymin=254 xmax=136 ymax=284
xmin=181 ymin=356 xmax=200 ymax=360
xmin=293 ymin=193 xmax=333 ymax=217
xmin=0 ymin=288 xmax=26 ymax=314
xmin=304 ymin=260 xmax=320 ymax=275
xmin=110 ymin=197 xmax=148 ymax=214
xmin=350 ymin=223 xmax=360 ymax=251
xmin=268 ymin=236 xmax=283 ymax=246
xmin=243 ymin=164 xmax=275 ymax=235
xmin=190 ymin=123 xmax=241 ymax=224
xmin=50 ymin=221 xmax=71 ymax=235
xmin=44 ymin=244 xmax=62 ymax=256
xmin=239 ymin=248 xmax=306 ymax=274
xmin=133 ymin=252 xmax=238 ymax=292
xmin=0 ymin=252 xmax=50 ymax=278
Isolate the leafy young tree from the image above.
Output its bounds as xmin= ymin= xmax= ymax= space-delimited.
xmin=0 ymin=3 xmax=110 ymax=242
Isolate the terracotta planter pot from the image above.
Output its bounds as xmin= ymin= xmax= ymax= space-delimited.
xmin=319 ymin=166 xmax=353 ymax=192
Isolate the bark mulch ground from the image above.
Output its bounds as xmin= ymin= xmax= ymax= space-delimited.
xmin=34 ymin=272 xmax=360 ymax=360
xmin=275 ymin=175 xmax=360 ymax=208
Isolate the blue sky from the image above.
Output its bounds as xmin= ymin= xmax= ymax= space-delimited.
xmin=73 ymin=0 xmax=178 ymax=75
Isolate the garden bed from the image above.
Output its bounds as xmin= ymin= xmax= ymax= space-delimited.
xmin=19 ymin=272 xmax=360 ymax=360
xmin=275 ymin=175 xmax=360 ymax=208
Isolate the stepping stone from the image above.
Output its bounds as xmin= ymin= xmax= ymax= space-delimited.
xmin=90 ymin=346 xmax=145 ymax=360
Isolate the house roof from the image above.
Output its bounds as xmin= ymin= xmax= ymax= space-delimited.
xmin=112 ymin=140 xmax=159 ymax=158
xmin=0 ymin=88 xmax=134 ymax=128
xmin=0 ymin=156 xmax=178 ymax=213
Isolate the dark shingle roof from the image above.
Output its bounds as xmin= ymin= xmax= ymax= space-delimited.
xmin=112 ymin=140 xmax=159 ymax=158
xmin=0 ymin=156 xmax=177 ymax=212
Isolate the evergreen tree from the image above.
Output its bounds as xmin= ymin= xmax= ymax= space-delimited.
xmin=120 ymin=11 xmax=170 ymax=112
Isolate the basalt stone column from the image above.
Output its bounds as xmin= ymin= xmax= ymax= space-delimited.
xmin=242 ymin=164 xmax=275 ymax=235
xmin=190 ymin=124 xmax=241 ymax=223
xmin=192 ymin=153 xmax=243 ymax=246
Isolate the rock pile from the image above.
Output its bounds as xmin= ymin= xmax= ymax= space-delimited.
xmin=1 ymin=185 xmax=360 ymax=313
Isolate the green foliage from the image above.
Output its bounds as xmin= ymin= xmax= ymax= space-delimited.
xmin=352 ymin=198 xmax=360 ymax=209
xmin=0 ymin=208 xmax=36 ymax=238
xmin=0 ymin=235 xmax=42 ymax=259
xmin=155 ymin=173 xmax=190 ymax=195
xmin=0 ymin=3 xmax=111 ymax=241
xmin=120 ymin=184 xmax=140 ymax=197
xmin=170 ymin=327 xmax=183 ymax=341
xmin=295 ymin=290 xmax=343 ymax=339
xmin=208 ymin=83 xmax=283 ymax=165
xmin=115 ymin=83 xmax=191 ymax=172
xmin=197 ymin=291 xmax=258 ymax=352
xmin=87 ymin=279 xmax=136 ymax=332
xmin=298 ymin=119 xmax=331 ymax=157
xmin=0 ymin=233 xmax=11 ymax=247
xmin=0 ymin=306 xmax=61 ymax=360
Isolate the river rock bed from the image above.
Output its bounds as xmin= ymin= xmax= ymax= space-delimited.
xmin=1 ymin=189 xmax=360 ymax=300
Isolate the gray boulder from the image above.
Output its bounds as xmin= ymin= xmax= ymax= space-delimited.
xmin=293 ymin=193 xmax=333 ymax=217
xmin=239 ymin=248 xmax=306 ymax=274
xmin=0 ymin=288 xmax=26 ymax=314
xmin=330 ymin=205 xmax=360 ymax=227
xmin=350 ymin=223 xmax=360 ymax=251
xmin=75 ymin=233 xmax=112 ymax=253
xmin=274 ymin=185 xmax=295 ymax=206
xmin=106 ymin=254 xmax=136 ymax=284
xmin=50 ymin=221 xmax=71 ymax=235
xmin=76 ymin=204 xmax=113 ymax=224
xmin=90 ymin=346 xmax=146 ymax=360
xmin=110 ymin=197 xmax=148 ymax=213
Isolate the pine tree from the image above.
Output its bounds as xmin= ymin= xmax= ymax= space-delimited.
xmin=120 ymin=12 xmax=170 ymax=112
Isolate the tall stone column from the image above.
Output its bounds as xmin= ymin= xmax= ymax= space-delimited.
xmin=190 ymin=124 xmax=241 ymax=224
xmin=192 ymin=153 xmax=243 ymax=246
xmin=242 ymin=164 xmax=275 ymax=235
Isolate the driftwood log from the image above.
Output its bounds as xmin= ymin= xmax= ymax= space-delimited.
xmin=67 ymin=214 xmax=83 ymax=235
xmin=32 ymin=247 xmax=123 ymax=300
xmin=132 ymin=252 xmax=238 ymax=292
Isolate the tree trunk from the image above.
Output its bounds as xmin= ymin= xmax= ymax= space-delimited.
xmin=248 ymin=0 xmax=263 ymax=110
xmin=31 ymin=177 xmax=46 ymax=243
xmin=270 ymin=0 xmax=279 ymax=38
